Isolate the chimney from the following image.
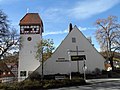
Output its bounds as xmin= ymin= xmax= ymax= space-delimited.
xmin=69 ymin=23 xmax=73 ymax=33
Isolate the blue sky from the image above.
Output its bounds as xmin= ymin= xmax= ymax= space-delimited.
xmin=0 ymin=0 xmax=120 ymax=51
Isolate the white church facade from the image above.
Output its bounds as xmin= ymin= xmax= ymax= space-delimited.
xmin=18 ymin=13 xmax=43 ymax=81
xmin=35 ymin=24 xmax=105 ymax=75
xmin=18 ymin=13 xmax=105 ymax=81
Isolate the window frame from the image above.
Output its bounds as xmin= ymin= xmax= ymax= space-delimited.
xmin=72 ymin=37 xmax=76 ymax=43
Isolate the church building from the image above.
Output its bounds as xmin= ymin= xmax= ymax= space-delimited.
xmin=35 ymin=24 xmax=105 ymax=76
xmin=18 ymin=13 xmax=43 ymax=81
xmin=18 ymin=13 xmax=105 ymax=81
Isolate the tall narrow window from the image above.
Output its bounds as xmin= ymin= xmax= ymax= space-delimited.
xmin=72 ymin=37 xmax=76 ymax=43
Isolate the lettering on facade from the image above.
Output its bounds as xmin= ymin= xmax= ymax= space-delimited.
xmin=56 ymin=57 xmax=69 ymax=62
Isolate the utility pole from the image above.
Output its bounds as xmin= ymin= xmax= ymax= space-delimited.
xmin=83 ymin=60 xmax=86 ymax=81
xmin=41 ymin=38 xmax=44 ymax=80
xmin=76 ymin=46 xmax=79 ymax=73
xmin=68 ymin=49 xmax=71 ymax=80
xmin=41 ymin=47 xmax=44 ymax=80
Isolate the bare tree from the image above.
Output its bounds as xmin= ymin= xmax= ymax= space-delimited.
xmin=0 ymin=9 xmax=19 ymax=59
xmin=0 ymin=9 xmax=9 ymax=37
xmin=95 ymin=16 xmax=120 ymax=70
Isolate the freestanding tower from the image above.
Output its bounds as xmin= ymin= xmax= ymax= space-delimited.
xmin=18 ymin=13 xmax=43 ymax=81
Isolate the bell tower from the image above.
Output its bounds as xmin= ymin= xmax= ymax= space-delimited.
xmin=18 ymin=13 xmax=43 ymax=81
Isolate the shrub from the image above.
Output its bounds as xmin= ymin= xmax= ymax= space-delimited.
xmin=0 ymin=83 xmax=8 ymax=90
xmin=43 ymin=78 xmax=86 ymax=89
xmin=94 ymin=68 xmax=101 ymax=75
xmin=0 ymin=78 xmax=86 ymax=89
xmin=19 ymin=80 xmax=42 ymax=90
xmin=28 ymin=72 xmax=41 ymax=81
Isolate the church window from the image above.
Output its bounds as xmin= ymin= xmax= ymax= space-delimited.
xmin=20 ymin=71 xmax=26 ymax=77
xmin=72 ymin=37 xmax=76 ymax=43
xmin=34 ymin=28 xmax=37 ymax=31
xmin=24 ymin=28 xmax=32 ymax=31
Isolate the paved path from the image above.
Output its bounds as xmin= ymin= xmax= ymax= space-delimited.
xmin=50 ymin=78 xmax=120 ymax=90
xmin=86 ymin=78 xmax=120 ymax=84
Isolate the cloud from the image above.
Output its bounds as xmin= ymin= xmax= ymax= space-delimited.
xmin=78 ymin=26 xmax=96 ymax=31
xmin=41 ymin=0 xmax=120 ymax=23
xmin=69 ymin=0 xmax=120 ymax=19
xmin=0 ymin=0 xmax=19 ymax=4
xmin=43 ymin=26 xmax=96 ymax=36
xmin=43 ymin=29 xmax=68 ymax=36
xmin=41 ymin=8 xmax=64 ymax=23
xmin=78 ymin=27 xmax=87 ymax=31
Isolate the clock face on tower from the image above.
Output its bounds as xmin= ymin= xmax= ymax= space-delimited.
xmin=27 ymin=37 xmax=32 ymax=41
xmin=20 ymin=25 xmax=40 ymax=34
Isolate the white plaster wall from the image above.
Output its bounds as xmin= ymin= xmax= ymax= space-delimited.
xmin=36 ymin=26 xmax=105 ymax=75
xmin=18 ymin=34 xmax=41 ymax=81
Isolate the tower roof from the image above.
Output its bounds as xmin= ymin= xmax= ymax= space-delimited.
xmin=19 ymin=13 xmax=43 ymax=26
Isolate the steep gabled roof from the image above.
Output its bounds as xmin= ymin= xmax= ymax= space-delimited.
xmin=19 ymin=13 xmax=43 ymax=26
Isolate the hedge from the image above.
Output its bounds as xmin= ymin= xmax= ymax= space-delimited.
xmin=0 ymin=78 xmax=86 ymax=90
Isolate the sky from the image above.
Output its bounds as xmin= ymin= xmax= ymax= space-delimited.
xmin=0 ymin=0 xmax=120 ymax=51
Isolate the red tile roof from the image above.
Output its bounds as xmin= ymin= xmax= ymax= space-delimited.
xmin=0 ymin=61 xmax=15 ymax=78
xmin=19 ymin=13 xmax=43 ymax=26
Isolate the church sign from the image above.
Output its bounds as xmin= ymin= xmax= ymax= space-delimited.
xmin=71 ymin=55 xmax=86 ymax=61
xmin=56 ymin=58 xmax=69 ymax=62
